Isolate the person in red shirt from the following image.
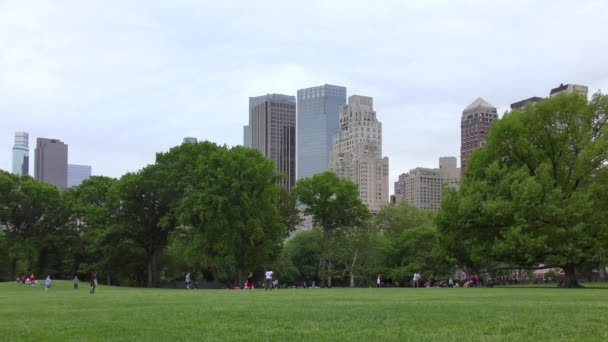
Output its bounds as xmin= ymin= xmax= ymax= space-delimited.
xmin=29 ymin=274 xmax=35 ymax=284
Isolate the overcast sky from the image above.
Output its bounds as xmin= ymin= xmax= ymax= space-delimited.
xmin=2 ymin=0 xmax=607 ymax=191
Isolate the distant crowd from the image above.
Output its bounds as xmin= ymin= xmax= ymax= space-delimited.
xmin=16 ymin=271 xmax=99 ymax=293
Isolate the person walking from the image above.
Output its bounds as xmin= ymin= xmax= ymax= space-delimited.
xmin=413 ymin=272 xmax=420 ymax=288
xmin=90 ymin=271 xmax=98 ymax=294
xmin=246 ymin=272 xmax=254 ymax=290
xmin=376 ymin=273 xmax=382 ymax=288
xmin=45 ymin=275 xmax=51 ymax=291
xmin=185 ymin=272 xmax=191 ymax=290
xmin=73 ymin=275 xmax=79 ymax=290
xmin=265 ymin=269 xmax=273 ymax=291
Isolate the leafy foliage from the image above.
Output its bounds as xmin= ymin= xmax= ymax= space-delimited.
xmin=438 ymin=93 xmax=608 ymax=287
xmin=293 ymin=171 xmax=371 ymax=287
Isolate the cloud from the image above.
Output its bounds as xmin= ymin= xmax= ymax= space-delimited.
xmin=1 ymin=0 xmax=607 ymax=188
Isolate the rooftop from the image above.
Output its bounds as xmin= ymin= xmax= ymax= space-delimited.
xmin=464 ymin=97 xmax=495 ymax=111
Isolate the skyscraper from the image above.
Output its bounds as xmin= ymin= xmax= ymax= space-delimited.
xmin=394 ymin=157 xmax=460 ymax=210
xmin=550 ymin=83 xmax=588 ymax=98
xmin=68 ymin=164 xmax=92 ymax=188
xmin=182 ymin=137 xmax=198 ymax=144
xmin=460 ymin=98 xmax=497 ymax=175
xmin=510 ymin=96 xmax=543 ymax=111
xmin=329 ymin=95 xmax=389 ymax=213
xmin=297 ymin=84 xmax=346 ymax=180
xmin=244 ymin=94 xmax=295 ymax=148
xmin=35 ymin=138 xmax=68 ymax=190
xmin=12 ymin=132 xmax=29 ymax=176
xmin=251 ymin=94 xmax=297 ymax=191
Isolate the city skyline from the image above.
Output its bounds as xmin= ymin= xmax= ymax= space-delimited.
xmin=2 ymin=1 xmax=607 ymax=189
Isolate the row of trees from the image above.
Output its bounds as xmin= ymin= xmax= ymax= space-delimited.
xmin=272 ymin=200 xmax=445 ymax=287
xmin=1 ymin=93 xmax=606 ymax=288
xmin=0 ymin=142 xmax=298 ymax=287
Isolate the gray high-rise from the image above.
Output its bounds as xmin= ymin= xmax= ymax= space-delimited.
xmin=297 ymin=84 xmax=346 ymax=180
xmin=250 ymin=94 xmax=297 ymax=191
xmin=35 ymin=138 xmax=68 ymax=190
xmin=12 ymin=132 xmax=29 ymax=176
xmin=244 ymin=94 xmax=295 ymax=148
xmin=68 ymin=164 xmax=92 ymax=188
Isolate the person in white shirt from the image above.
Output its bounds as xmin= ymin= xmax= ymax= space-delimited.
xmin=413 ymin=272 xmax=420 ymax=288
xmin=264 ymin=269 xmax=273 ymax=291
xmin=45 ymin=275 xmax=51 ymax=291
xmin=185 ymin=272 xmax=191 ymax=290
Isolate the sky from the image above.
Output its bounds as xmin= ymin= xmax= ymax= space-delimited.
xmin=1 ymin=0 xmax=607 ymax=191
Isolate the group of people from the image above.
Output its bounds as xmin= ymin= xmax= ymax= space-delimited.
xmin=17 ymin=274 xmax=37 ymax=285
xmin=17 ymin=272 xmax=98 ymax=293
xmin=184 ymin=269 xmax=278 ymax=290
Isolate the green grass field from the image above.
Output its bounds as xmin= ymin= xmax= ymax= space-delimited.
xmin=1 ymin=281 xmax=607 ymax=341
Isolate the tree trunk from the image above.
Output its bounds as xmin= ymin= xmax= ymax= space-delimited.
xmin=153 ymin=252 xmax=160 ymax=286
xmin=559 ymin=264 xmax=582 ymax=288
xmin=147 ymin=256 xmax=153 ymax=288
xmin=327 ymin=260 xmax=332 ymax=288
xmin=10 ymin=257 xmax=17 ymax=279
xmin=349 ymin=249 xmax=358 ymax=288
xmin=237 ymin=268 xmax=244 ymax=288
xmin=320 ymin=228 xmax=329 ymax=288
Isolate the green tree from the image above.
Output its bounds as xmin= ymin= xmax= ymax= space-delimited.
xmin=0 ymin=171 xmax=67 ymax=278
xmin=108 ymin=167 xmax=172 ymax=288
xmin=293 ymin=171 xmax=370 ymax=288
xmin=179 ymin=145 xmax=286 ymax=286
xmin=64 ymin=176 xmax=118 ymax=283
xmin=438 ymin=93 xmax=608 ymax=287
xmin=371 ymin=202 xmax=443 ymax=286
xmin=272 ymin=229 xmax=323 ymax=285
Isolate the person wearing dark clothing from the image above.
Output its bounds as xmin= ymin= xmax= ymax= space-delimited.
xmin=246 ymin=272 xmax=254 ymax=290
xmin=90 ymin=272 xmax=98 ymax=294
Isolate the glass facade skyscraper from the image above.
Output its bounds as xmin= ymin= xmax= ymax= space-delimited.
xmin=297 ymin=84 xmax=346 ymax=180
xmin=12 ymin=132 xmax=29 ymax=176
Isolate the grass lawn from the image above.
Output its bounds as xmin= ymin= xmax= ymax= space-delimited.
xmin=1 ymin=281 xmax=607 ymax=341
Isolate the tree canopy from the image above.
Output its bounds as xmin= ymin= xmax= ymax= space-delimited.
xmin=437 ymin=93 xmax=608 ymax=287
xmin=293 ymin=171 xmax=370 ymax=287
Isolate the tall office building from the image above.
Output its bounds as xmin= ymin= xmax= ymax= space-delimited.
xmin=329 ymin=95 xmax=389 ymax=214
xmin=35 ymin=138 xmax=68 ymax=190
xmin=550 ymin=83 xmax=588 ymax=98
xmin=394 ymin=157 xmax=460 ymax=210
xmin=510 ymin=96 xmax=543 ymax=111
xmin=68 ymin=164 xmax=92 ymax=188
xmin=297 ymin=84 xmax=346 ymax=180
xmin=244 ymin=94 xmax=295 ymax=148
xmin=12 ymin=132 xmax=29 ymax=176
xmin=251 ymin=94 xmax=297 ymax=191
xmin=182 ymin=137 xmax=198 ymax=144
xmin=460 ymin=98 xmax=497 ymax=175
